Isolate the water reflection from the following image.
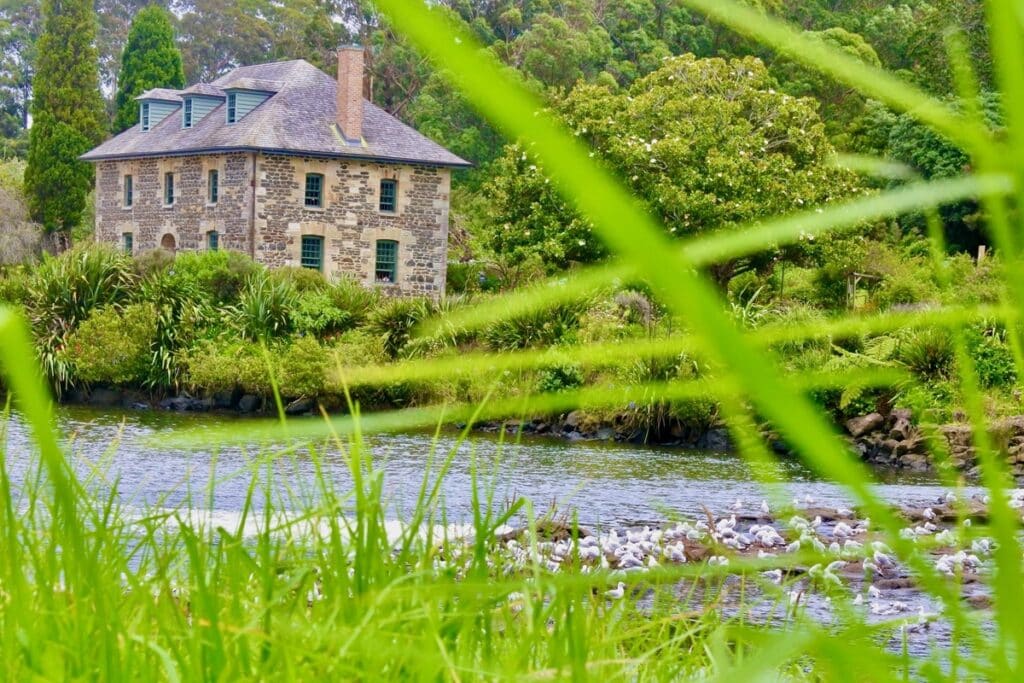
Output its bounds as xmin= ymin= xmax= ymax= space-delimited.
xmin=0 ymin=406 xmax=980 ymax=527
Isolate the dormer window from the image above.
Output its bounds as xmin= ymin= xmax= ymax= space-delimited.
xmin=226 ymin=93 xmax=237 ymax=123
xmin=183 ymin=98 xmax=193 ymax=128
xmin=141 ymin=102 xmax=150 ymax=131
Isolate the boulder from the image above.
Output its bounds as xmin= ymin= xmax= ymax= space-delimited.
xmin=238 ymin=394 xmax=260 ymax=413
xmin=889 ymin=415 xmax=913 ymax=441
xmin=697 ymin=428 xmax=732 ymax=451
xmin=88 ymin=388 xmax=121 ymax=407
xmin=212 ymin=391 xmax=237 ymax=409
xmin=845 ymin=413 xmax=885 ymax=438
xmin=564 ymin=410 xmax=584 ymax=429
xmin=285 ymin=398 xmax=314 ymax=415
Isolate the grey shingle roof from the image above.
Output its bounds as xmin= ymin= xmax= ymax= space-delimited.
xmin=84 ymin=59 xmax=471 ymax=168
xmin=180 ymin=83 xmax=225 ymax=98
xmin=135 ymin=88 xmax=183 ymax=102
xmin=218 ymin=77 xmax=283 ymax=92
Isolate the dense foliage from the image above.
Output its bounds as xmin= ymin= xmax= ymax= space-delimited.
xmin=22 ymin=0 xmax=104 ymax=247
xmin=112 ymin=5 xmax=185 ymax=132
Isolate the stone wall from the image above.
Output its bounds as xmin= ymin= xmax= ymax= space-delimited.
xmin=94 ymin=153 xmax=255 ymax=254
xmin=254 ymin=153 xmax=449 ymax=297
xmin=94 ymin=152 xmax=450 ymax=298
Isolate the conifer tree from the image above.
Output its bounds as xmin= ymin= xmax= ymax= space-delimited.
xmin=24 ymin=0 xmax=106 ymax=249
xmin=113 ymin=5 xmax=185 ymax=133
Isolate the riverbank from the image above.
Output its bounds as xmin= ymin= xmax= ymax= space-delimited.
xmin=46 ymin=384 xmax=1024 ymax=485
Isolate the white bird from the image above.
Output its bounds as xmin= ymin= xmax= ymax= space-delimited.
xmin=923 ymin=507 xmax=935 ymax=521
xmin=786 ymin=540 xmax=801 ymax=554
xmin=852 ymin=593 xmax=864 ymax=606
xmin=605 ymin=582 xmax=626 ymax=599
xmin=760 ymin=500 xmax=771 ymax=516
xmin=867 ymin=584 xmax=881 ymax=598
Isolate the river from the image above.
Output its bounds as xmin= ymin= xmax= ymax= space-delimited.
xmin=0 ymin=406 xmax=983 ymax=527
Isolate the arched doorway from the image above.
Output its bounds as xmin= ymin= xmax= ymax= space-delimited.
xmin=160 ymin=233 xmax=177 ymax=254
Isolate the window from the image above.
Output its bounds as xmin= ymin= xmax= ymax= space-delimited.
xmin=123 ymin=174 xmax=133 ymax=207
xmin=304 ymin=173 xmax=324 ymax=208
xmin=208 ymin=169 xmax=219 ymax=204
xmin=375 ymin=239 xmax=398 ymax=283
xmin=300 ymin=235 xmax=324 ymax=270
xmin=207 ymin=230 xmax=219 ymax=251
xmin=140 ymin=102 xmax=150 ymax=131
xmin=183 ymin=98 xmax=193 ymax=128
xmin=122 ymin=232 xmax=133 ymax=255
xmin=164 ymin=172 xmax=174 ymax=205
xmin=379 ymin=178 xmax=397 ymax=213
xmin=226 ymin=93 xmax=237 ymax=123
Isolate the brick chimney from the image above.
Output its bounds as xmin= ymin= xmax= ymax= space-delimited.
xmin=336 ymin=45 xmax=364 ymax=143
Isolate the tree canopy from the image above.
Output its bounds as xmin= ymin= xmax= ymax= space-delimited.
xmin=24 ymin=0 xmax=104 ymax=246
xmin=484 ymin=55 xmax=863 ymax=282
xmin=113 ymin=5 xmax=185 ymax=133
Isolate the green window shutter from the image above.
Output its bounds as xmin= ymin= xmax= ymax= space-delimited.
xmin=379 ymin=178 xmax=397 ymax=212
xmin=207 ymin=230 xmax=219 ymax=251
xmin=122 ymin=232 xmax=133 ymax=254
xmin=375 ymin=239 xmax=398 ymax=283
xmin=124 ymin=175 xmax=133 ymax=207
xmin=301 ymin=235 xmax=324 ymax=270
xmin=304 ymin=173 xmax=324 ymax=207
xmin=164 ymin=172 xmax=174 ymax=205
xmin=208 ymin=169 xmax=219 ymax=203
xmin=183 ymin=98 xmax=193 ymax=128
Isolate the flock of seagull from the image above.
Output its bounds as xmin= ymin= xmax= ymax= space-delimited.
xmin=465 ymin=490 xmax=1017 ymax=635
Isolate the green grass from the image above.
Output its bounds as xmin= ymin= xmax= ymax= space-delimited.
xmin=3 ymin=0 xmax=1024 ymax=677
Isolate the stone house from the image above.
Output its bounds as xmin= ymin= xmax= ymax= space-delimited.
xmin=81 ymin=48 xmax=470 ymax=297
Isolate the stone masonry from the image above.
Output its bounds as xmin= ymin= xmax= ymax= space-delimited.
xmin=94 ymin=152 xmax=450 ymax=297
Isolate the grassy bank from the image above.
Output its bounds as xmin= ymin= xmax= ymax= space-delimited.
xmin=0 ymin=243 xmax=1017 ymax=443
xmin=0 ymin=308 xmax=1010 ymax=680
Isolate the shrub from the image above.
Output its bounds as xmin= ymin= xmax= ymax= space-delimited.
xmin=62 ymin=303 xmax=157 ymax=385
xmin=329 ymin=277 xmax=380 ymax=327
xmin=941 ymin=253 xmax=1004 ymax=306
xmin=0 ymin=266 xmax=30 ymax=306
xmin=874 ymin=259 xmax=939 ymax=310
xmin=26 ymin=244 xmax=136 ymax=387
xmin=278 ymin=336 xmax=329 ymax=398
xmin=446 ymin=261 xmax=498 ymax=293
xmin=965 ymin=324 xmax=1017 ymax=388
xmin=536 ymin=363 xmax=584 ymax=393
xmin=812 ymin=263 xmax=849 ymax=310
xmin=170 ymin=250 xmax=259 ymax=304
xmin=899 ymin=328 xmax=955 ymax=379
xmin=484 ymin=302 xmax=583 ymax=351
xmin=182 ymin=339 xmax=273 ymax=395
xmin=233 ymin=273 xmax=299 ymax=341
xmin=366 ymin=297 xmax=432 ymax=359
xmin=133 ymin=248 xmax=175 ymax=279
xmin=135 ymin=270 xmax=218 ymax=389
xmin=292 ymin=290 xmax=353 ymax=337
xmin=329 ymin=330 xmax=412 ymax=408
xmin=271 ymin=266 xmax=327 ymax=293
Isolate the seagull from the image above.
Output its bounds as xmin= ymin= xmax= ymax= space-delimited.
xmin=760 ymin=500 xmax=771 ymax=516
xmin=923 ymin=507 xmax=936 ymax=521
xmin=605 ymin=582 xmax=626 ymax=599
xmin=853 ymin=593 xmax=864 ymax=606
xmin=867 ymin=584 xmax=881 ymax=599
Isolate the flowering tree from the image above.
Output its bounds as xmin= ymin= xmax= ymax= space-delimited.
xmin=483 ymin=54 xmax=864 ymax=283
